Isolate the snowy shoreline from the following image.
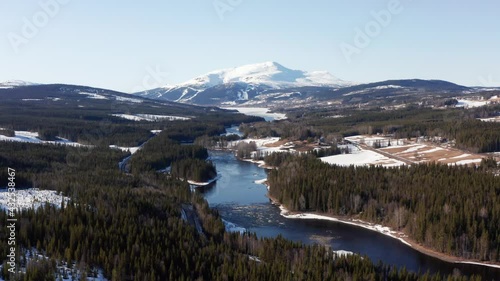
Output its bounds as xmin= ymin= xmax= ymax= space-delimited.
xmin=188 ymin=174 xmax=221 ymax=187
xmin=269 ymin=198 xmax=500 ymax=270
xmin=246 ymin=154 xmax=500 ymax=270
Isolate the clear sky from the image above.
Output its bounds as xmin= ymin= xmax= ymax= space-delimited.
xmin=1 ymin=0 xmax=499 ymax=92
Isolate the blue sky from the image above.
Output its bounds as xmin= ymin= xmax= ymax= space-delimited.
xmin=1 ymin=0 xmax=499 ymax=92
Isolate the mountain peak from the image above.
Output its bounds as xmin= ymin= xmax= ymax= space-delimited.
xmin=171 ymin=62 xmax=351 ymax=90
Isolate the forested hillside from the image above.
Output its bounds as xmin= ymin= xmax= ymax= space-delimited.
xmin=268 ymin=155 xmax=500 ymax=262
xmin=0 ymin=140 xmax=479 ymax=280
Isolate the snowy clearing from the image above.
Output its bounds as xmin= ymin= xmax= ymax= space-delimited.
xmin=455 ymin=99 xmax=489 ymax=108
xmin=78 ymin=92 xmax=108 ymax=100
xmin=0 ymin=188 xmax=70 ymax=211
xmin=320 ymin=149 xmax=404 ymax=168
xmin=0 ymin=131 xmax=88 ymax=147
xmin=115 ymin=96 xmax=143 ymax=103
xmin=0 ymin=249 xmax=109 ymax=281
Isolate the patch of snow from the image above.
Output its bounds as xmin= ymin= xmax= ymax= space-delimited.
xmin=222 ymin=219 xmax=246 ymax=234
xmin=420 ymin=147 xmax=444 ymax=154
xmin=109 ymin=145 xmax=140 ymax=154
xmin=397 ymin=145 xmax=428 ymax=154
xmin=0 ymin=131 xmax=88 ymax=147
xmin=115 ymin=95 xmax=143 ymax=103
xmin=79 ymin=92 xmax=108 ymax=100
xmin=0 ymin=80 xmax=39 ymax=89
xmin=450 ymin=159 xmax=483 ymax=166
xmin=0 ymin=188 xmax=70 ymax=211
xmin=451 ymin=154 xmax=471 ymax=159
xmin=320 ymin=149 xmax=404 ymax=167
xmin=188 ymin=174 xmax=221 ymax=187
xmin=332 ymin=250 xmax=354 ymax=257
xmin=455 ymin=99 xmax=489 ymax=108
xmin=254 ymin=178 xmax=267 ymax=185
xmin=111 ymin=114 xmax=191 ymax=122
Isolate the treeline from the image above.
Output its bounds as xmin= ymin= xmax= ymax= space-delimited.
xmin=0 ymin=141 xmax=480 ymax=280
xmin=128 ymin=132 xmax=209 ymax=175
xmin=171 ymin=158 xmax=217 ymax=182
xmin=268 ymin=155 xmax=500 ymax=262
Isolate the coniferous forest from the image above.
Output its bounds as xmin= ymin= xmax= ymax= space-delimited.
xmin=268 ymin=155 xmax=500 ymax=262
xmin=0 ymin=92 xmax=498 ymax=280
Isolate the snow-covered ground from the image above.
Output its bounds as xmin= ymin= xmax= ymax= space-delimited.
xmin=111 ymin=114 xmax=191 ymax=122
xmin=0 ymin=80 xmax=39 ymax=89
xmin=109 ymin=145 xmax=141 ymax=154
xmin=0 ymin=250 xmax=108 ymax=281
xmin=332 ymin=250 xmax=354 ymax=257
xmin=222 ymin=219 xmax=246 ymax=234
xmin=0 ymin=188 xmax=70 ymax=211
xmin=320 ymin=149 xmax=404 ymax=167
xmin=188 ymin=174 xmax=221 ymax=187
xmin=0 ymin=131 xmax=88 ymax=147
xmin=78 ymin=92 xmax=108 ymax=100
xmin=115 ymin=96 xmax=143 ymax=103
xmin=479 ymin=116 xmax=500 ymax=122
xmin=455 ymin=99 xmax=489 ymax=108
xmin=223 ymin=107 xmax=287 ymax=121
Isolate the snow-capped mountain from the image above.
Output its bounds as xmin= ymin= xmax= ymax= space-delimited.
xmin=173 ymin=61 xmax=351 ymax=89
xmin=136 ymin=62 xmax=353 ymax=105
xmin=0 ymin=80 xmax=40 ymax=89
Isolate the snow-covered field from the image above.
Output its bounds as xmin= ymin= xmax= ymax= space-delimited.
xmin=223 ymin=107 xmax=287 ymax=121
xmin=455 ymin=99 xmax=490 ymax=108
xmin=111 ymin=114 xmax=191 ymax=122
xmin=320 ymin=149 xmax=404 ymax=167
xmin=0 ymin=131 xmax=87 ymax=147
xmin=381 ymin=143 xmax=484 ymax=166
xmin=0 ymin=188 xmax=70 ymax=211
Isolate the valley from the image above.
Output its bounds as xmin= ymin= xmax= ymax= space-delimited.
xmin=0 ymin=79 xmax=498 ymax=280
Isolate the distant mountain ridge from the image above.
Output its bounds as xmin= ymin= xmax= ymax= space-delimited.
xmin=135 ymin=62 xmax=354 ymax=104
xmin=134 ymin=62 xmax=481 ymax=107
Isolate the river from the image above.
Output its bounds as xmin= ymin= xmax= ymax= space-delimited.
xmin=201 ymin=150 xmax=500 ymax=280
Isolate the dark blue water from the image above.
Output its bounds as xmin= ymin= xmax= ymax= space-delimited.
xmin=201 ymin=150 xmax=500 ymax=280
